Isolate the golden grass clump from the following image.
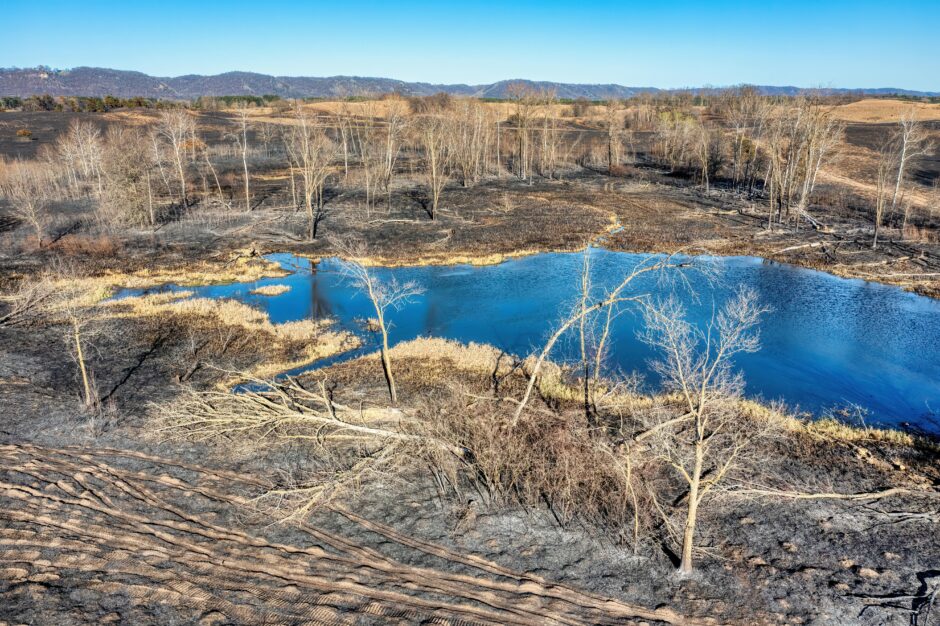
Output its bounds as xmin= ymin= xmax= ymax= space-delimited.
xmin=389 ymin=338 xmax=504 ymax=373
xmin=110 ymin=294 xmax=335 ymax=344
xmin=249 ymin=284 xmax=292 ymax=296
xmin=41 ymin=250 xmax=288 ymax=308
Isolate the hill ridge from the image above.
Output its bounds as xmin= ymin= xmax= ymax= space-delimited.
xmin=1 ymin=66 xmax=937 ymax=99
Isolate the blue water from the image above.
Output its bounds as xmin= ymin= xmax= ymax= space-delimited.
xmin=116 ymin=251 xmax=940 ymax=432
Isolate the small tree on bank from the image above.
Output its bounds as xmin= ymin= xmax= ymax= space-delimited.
xmin=336 ymin=241 xmax=424 ymax=404
xmin=641 ymin=288 xmax=768 ymax=575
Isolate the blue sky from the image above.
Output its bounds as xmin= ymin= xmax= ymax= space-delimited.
xmin=2 ymin=0 xmax=938 ymax=90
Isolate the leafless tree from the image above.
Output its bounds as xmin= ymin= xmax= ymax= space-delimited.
xmin=335 ymin=241 xmax=424 ymax=404
xmin=655 ymin=110 xmax=696 ymax=173
xmin=873 ymin=138 xmax=899 ymax=249
xmin=5 ymin=264 xmax=103 ymax=409
xmin=416 ymin=115 xmax=451 ymax=219
xmin=513 ymin=253 xmax=688 ymax=424
xmin=284 ymin=104 xmax=335 ymax=239
xmin=794 ymin=105 xmax=843 ymax=222
xmin=761 ymin=99 xmax=842 ymax=228
xmin=381 ymin=100 xmax=408 ymax=207
xmin=604 ymin=99 xmax=625 ymax=174
xmin=53 ymin=120 xmax=104 ymax=196
xmin=157 ymin=109 xmax=196 ymax=204
xmin=536 ymin=90 xmax=560 ymax=179
xmin=450 ymin=98 xmax=490 ymax=187
xmin=99 ymin=125 xmax=160 ymax=227
xmin=0 ymin=275 xmax=55 ymax=327
xmin=891 ymin=108 xmax=932 ymax=213
xmin=228 ymin=103 xmax=253 ymax=211
xmin=507 ymin=83 xmax=538 ymax=181
xmin=1 ymin=161 xmax=54 ymax=247
xmin=641 ymin=288 xmax=768 ymax=574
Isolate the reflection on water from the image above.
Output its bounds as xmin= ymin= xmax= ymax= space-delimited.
xmin=116 ymin=250 xmax=940 ymax=432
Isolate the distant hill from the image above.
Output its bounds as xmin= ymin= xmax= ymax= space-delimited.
xmin=1 ymin=66 xmax=937 ymax=100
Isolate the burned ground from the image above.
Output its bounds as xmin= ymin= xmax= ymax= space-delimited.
xmin=1 ymin=101 xmax=939 ymax=624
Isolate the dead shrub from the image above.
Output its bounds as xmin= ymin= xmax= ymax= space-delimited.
xmin=408 ymin=92 xmax=454 ymax=115
xmin=55 ymin=233 xmax=123 ymax=257
xmin=902 ymin=223 xmax=940 ymax=243
xmin=411 ymin=386 xmax=653 ymax=546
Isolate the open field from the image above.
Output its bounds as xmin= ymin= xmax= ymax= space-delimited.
xmin=1 ymin=93 xmax=939 ymax=624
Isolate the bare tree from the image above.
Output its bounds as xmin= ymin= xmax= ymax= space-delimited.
xmin=536 ymin=90 xmax=560 ymax=179
xmin=604 ymin=99 xmax=625 ymax=174
xmin=1 ymin=161 xmax=54 ymax=247
xmin=507 ymin=83 xmax=538 ymax=181
xmin=794 ymin=105 xmax=843 ymax=223
xmin=380 ymin=100 xmax=408 ymax=208
xmin=891 ymin=108 xmax=932 ymax=213
xmin=873 ymin=138 xmax=898 ymax=249
xmin=641 ymin=288 xmax=767 ymax=574
xmin=335 ymin=241 xmax=424 ymax=404
xmin=416 ymin=115 xmax=451 ymax=219
xmin=228 ymin=103 xmax=252 ymax=211
xmin=99 ymin=125 xmax=160 ymax=227
xmin=761 ymin=99 xmax=842 ymax=228
xmin=513 ymin=254 xmax=688 ymax=424
xmin=450 ymin=98 xmax=490 ymax=187
xmin=157 ymin=109 xmax=196 ymax=204
xmin=284 ymin=104 xmax=335 ymax=239
xmin=53 ymin=120 xmax=104 ymax=196
xmin=5 ymin=265 xmax=102 ymax=409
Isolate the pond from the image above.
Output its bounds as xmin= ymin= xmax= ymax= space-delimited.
xmin=117 ymin=250 xmax=940 ymax=433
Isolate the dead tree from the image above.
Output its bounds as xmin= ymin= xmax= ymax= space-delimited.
xmin=99 ymin=125 xmax=160 ymax=227
xmin=157 ymin=109 xmax=196 ymax=204
xmin=537 ymin=90 xmax=560 ymax=179
xmin=284 ymin=105 xmax=335 ymax=239
xmin=228 ymin=103 xmax=253 ymax=211
xmin=641 ymin=288 xmax=768 ymax=574
xmin=794 ymin=105 xmax=844 ymax=222
xmin=53 ymin=120 xmax=104 ymax=196
xmin=507 ymin=83 xmax=538 ymax=181
xmin=891 ymin=108 xmax=932 ymax=213
xmin=381 ymin=101 xmax=407 ymax=207
xmin=604 ymin=99 xmax=624 ymax=174
xmin=450 ymin=98 xmax=489 ymax=187
xmin=873 ymin=138 xmax=899 ymax=249
xmin=416 ymin=115 xmax=451 ymax=219
xmin=1 ymin=162 xmax=53 ymax=247
xmin=335 ymin=242 xmax=424 ymax=404
xmin=513 ymin=253 xmax=688 ymax=424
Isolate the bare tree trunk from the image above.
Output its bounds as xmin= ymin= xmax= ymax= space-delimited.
xmin=379 ymin=316 xmax=397 ymax=405
xmin=72 ymin=318 xmax=94 ymax=408
xmin=146 ymin=170 xmax=155 ymax=227
xmin=679 ymin=440 xmax=704 ymax=574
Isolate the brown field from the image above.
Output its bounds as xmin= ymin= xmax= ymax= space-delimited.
xmin=831 ymin=98 xmax=940 ymax=123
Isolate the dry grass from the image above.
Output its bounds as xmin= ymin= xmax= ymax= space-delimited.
xmin=111 ymin=252 xmax=288 ymax=289
xmin=831 ymin=98 xmax=940 ymax=123
xmin=109 ymin=293 xmax=334 ymax=343
xmin=305 ymin=246 xmax=585 ymax=270
xmin=37 ymin=249 xmax=288 ymax=308
xmin=389 ymin=338 xmax=505 ymax=373
xmin=249 ymin=284 xmax=291 ymax=296
xmin=107 ymin=291 xmax=357 ymax=384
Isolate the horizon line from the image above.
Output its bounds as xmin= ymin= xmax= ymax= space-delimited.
xmin=2 ymin=65 xmax=938 ymax=95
